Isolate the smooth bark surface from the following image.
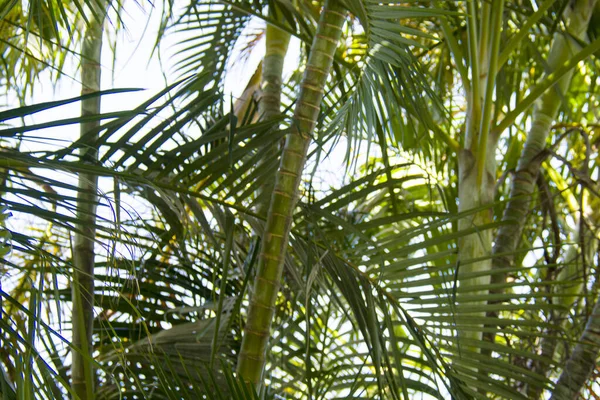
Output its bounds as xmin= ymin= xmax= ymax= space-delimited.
xmin=71 ymin=4 xmax=105 ymax=399
xmin=237 ymin=0 xmax=345 ymax=384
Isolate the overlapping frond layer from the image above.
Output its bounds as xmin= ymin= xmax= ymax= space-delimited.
xmin=317 ymin=0 xmax=454 ymax=169
xmin=170 ymin=3 xmax=247 ymax=86
xmin=0 ymin=85 xmax=281 ymax=397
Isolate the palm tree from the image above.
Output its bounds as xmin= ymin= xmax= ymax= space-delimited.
xmin=71 ymin=1 xmax=108 ymax=398
xmin=236 ymin=0 xmax=347 ymax=384
xmin=429 ymin=0 xmax=600 ymax=394
xmin=253 ymin=21 xmax=291 ymax=216
xmin=1 ymin=0 xmax=600 ymax=398
xmin=489 ymin=1 xmax=599 ymax=396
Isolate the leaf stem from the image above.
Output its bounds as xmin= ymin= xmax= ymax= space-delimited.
xmin=439 ymin=16 xmax=471 ymax=95
xmin=498 ymin=0 xmax=558 ymax=68
xmin=495 ymin=35 xmax=600 ymax=135
xmin=236 ymin=0 xmax=346 ymax=385
xmin=465 ymin=0 xmax=481 ymax=150
xmin=476 ymin=0 xmax=505 ymax=187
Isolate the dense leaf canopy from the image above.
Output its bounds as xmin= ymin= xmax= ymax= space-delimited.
xmin=1 ymin=0 xmax=599 ymax=398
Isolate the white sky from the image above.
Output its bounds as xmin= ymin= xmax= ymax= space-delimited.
xmin=3 ymin=0 xmax=352 ymax=296
xmin=10 ymin=0 xmax=350 ymax=181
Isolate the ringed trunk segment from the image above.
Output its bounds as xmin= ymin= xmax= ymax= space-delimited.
xmin=550 ymin=295 xmax=600 ymax=400
xmin=482 ymin=0 xmax=598 ymax=395
xmin=255 ymin=24 xmax=291 ymax=217
xmin=237 ymin=0 xmax=346 ymax=385
xmin=71 ymin=4 xmax=106 ymax=399
xmin=491 ymin=0 xmax=597 ymax=280
xmin=259 ymin=24 xmax=291 ymax=121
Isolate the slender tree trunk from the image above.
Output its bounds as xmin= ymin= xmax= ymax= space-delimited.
xmin=527 ymin=202 xmax=600 ymax=398
xmin=455 ymin=0 xmax=504 ymax=354
xmin=477 ymin=0 xmax=597 ymax=396
xmin=259 ymin=24 xmax=290 ymax=121
xmin=71 ymin=3 xmax=106 ymax=399
xmin=237 ymin=0 xmax=345 ymax=385
xmin=549 ymin=294 xmax=600 ymax=400
xmin=456 ymin=138 xmax=497 ymax=347
xmin=255 ymin=23 xmax=291 ymax=217
xmin=491 ymin=0 xmax=597 ymax=284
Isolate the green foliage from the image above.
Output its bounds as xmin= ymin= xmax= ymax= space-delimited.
xmin=0 ymin=0 xmax=599 ymax=398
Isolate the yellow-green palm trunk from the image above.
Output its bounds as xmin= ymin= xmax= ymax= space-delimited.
xmin=256 ymin=24 xmax=291 ymax=217
xmin=259 ymin=25 xmax=290 ymax=120
xmin=456 ymin=0 xmax=504 ymax=349
xmin=72 ymin=4 xmax=105 ymax=399
xmin=237 ymin=0 xmax=345 ymax=384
